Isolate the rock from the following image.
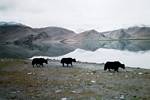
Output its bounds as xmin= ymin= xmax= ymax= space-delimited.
xmin=61 ymin=97 xmax=67 ymax=100
xmin=125 ymin=75 xmax=128 ymax=78
xmin=91 ymin=80 xmax=96 ymax=83
xmin=27 ymin=72 xmax=32 ymax=75
xmin=71 ymin=91 xmax=77 ymax=93
xmin=109 ymin=73 xmax=113 ymax=75
xmin=138 ymin=72 xmax=143 ymax=75
xmin=120 ymin=94 xmax=125 ymax=100
xmin=90 ymin=73 xmax=94 ymax=75
xmin=55 ymin=90 xmax=62 ymax=93
xmin=92 ymin=70 xmax=97 ymax=74
xmin=71 ymin=90 xmax=81 ymax=94
xmin=17 ymin=90 xmax=21 ymax=93
xmin=76 ymin=79 xmax=80 ymax=81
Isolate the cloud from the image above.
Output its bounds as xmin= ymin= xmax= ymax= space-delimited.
xmin=0 ymin=0 xmax=15 ymax=11
xmin=0 ymin=0 xmax=150 ymax=32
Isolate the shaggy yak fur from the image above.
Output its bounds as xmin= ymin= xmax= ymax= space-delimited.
xmin=61 ymin=58 xmax=76 ymax=67
xmin=104 ymin=61 xmax=125 ymax=72
xmin=32 ymin=58 xmax=48 ymax=67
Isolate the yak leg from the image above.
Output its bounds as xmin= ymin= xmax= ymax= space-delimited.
xmin=69 ymin=63 xmax=71 ymax=67
xmin=116 ymin=68 xmax=119 ymax=72
xmin=71 ymin=63 xmax=72 ymax=67
xmin=114 ymin=67 xmax=118 ymax=72
xmin=41 ymin=63 xmax=44 ymax=67
xmin=37 ymin=64 xmax=40 ymax=67
xmin=115 ymin=69 xmax=119 ymax=72
xmin=62 ymin=63 xmax=64 ymax=67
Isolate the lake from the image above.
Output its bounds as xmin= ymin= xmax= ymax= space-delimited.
xmin=32 ymin=48 xmax=150 ymax=69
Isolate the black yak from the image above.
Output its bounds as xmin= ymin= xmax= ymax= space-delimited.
xmin=32 ymin=58 xmax=48 ymax=67
xmin=61 ymin=58 xmax=76 ymax=67
xmin=104 ymin=61 xmax=125 ymax=72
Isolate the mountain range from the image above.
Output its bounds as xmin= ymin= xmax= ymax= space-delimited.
xmin=0 ymin=22 xmax=150 ymax=58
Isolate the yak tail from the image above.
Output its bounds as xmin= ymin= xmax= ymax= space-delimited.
xmin=104 ymin=65 xmax=107 ymax=71
xmin=60 ymin=60 xmax=63 ymax=63
xmin=32 ymin=61 xmax=34 ymax=65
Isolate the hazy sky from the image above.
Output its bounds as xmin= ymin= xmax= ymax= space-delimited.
xmin=0 ymin=0 xmax=150 ymax=32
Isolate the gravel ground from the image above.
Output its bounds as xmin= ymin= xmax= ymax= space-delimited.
xmin=0 ymin=59 xmax=150 ymax=100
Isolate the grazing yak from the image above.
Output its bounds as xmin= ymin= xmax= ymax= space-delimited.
xmin=104 ymin=61 xmax=125 ymax=72
xmin=32 ymin=58 xmax=48 ymax=67
xmin=61 ymin=58 xmax=76 ymax=67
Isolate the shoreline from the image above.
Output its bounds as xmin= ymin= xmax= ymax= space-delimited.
xmin=0 ymin=59 xmax=150 ymax=100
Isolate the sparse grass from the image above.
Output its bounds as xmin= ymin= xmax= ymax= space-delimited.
xmin=0 ymin=59 xmax=150 ymax=100
xmin=0 ymin=71 xmax=38 ymax=87
xmin=0 ymin=59 xmax=24 ymax=69
xmin=130 ymin=96 xmax=150 ymax=100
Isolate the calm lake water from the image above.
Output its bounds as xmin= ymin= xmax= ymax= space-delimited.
xmin=32 ymin=48 xmax=150 ymax=69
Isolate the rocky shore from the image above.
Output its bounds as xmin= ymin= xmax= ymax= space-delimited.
xmin=0 ymin=59 xmax=150 ymax=100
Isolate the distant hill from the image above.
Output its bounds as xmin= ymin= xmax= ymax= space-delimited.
xmin=0 ymin=22 xmax=150 ymax=58
xmin=63 ymin=27 xmax=150 ymax=51
xmin=0 ymin=22 xmax=76 ymax=58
